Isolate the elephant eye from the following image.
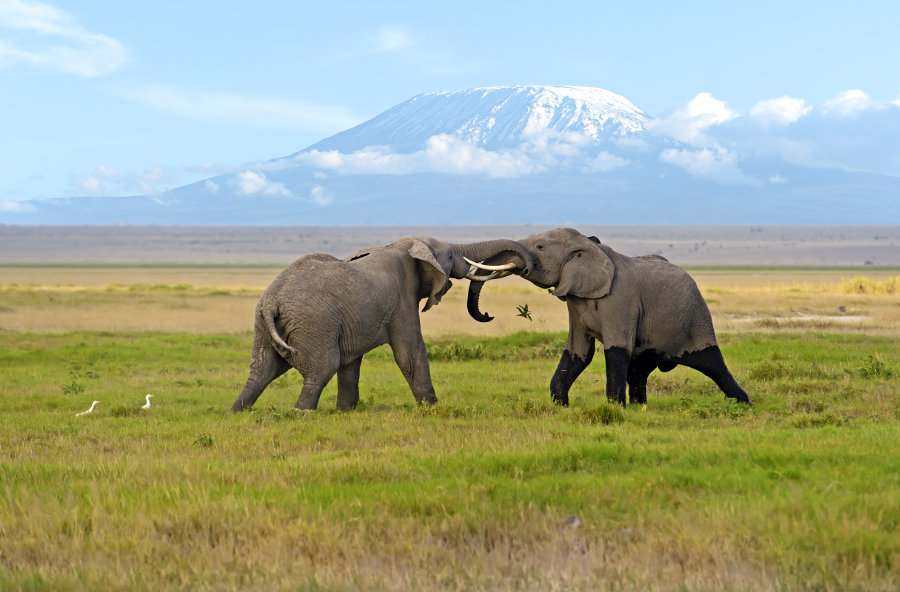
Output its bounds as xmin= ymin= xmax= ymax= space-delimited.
xmin=536 ymin=244 xmax=543 ymax=251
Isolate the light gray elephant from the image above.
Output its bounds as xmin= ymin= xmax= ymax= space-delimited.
xmin=466 ymin=227 xmax=751 ymax=408
xmin=230 ymin=235 xmax=533 ymax=412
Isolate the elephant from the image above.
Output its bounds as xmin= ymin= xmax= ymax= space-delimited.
xmin=466 ymin=227 xmax=751 ymax=408
xmin=230 ymin=235 xmax=533 ymax=412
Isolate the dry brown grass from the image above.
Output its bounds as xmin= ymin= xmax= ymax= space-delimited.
xmin=1 ymin=266 xmax=898 ymax=337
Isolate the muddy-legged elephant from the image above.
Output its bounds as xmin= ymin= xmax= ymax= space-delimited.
xmin=230 ymin=235 xmax=533 ymax=412
xmin=466 ymin=228 xmax=750 ymax=408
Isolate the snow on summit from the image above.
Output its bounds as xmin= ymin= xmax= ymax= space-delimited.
xmin=305 ymin=86 xmax=649 ymax=154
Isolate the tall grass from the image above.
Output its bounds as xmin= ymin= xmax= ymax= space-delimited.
xmin=1 ymin=330 xmax=898 ymax=591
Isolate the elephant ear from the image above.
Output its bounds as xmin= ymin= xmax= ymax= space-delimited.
xmin=554 ymin=246 xmax=615 ymax=300
xmin=408 ymin=239 xmax=450 ymax=312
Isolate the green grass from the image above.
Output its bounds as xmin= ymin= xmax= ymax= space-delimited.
xmin=1 ymin=331 xmax=899 ymax=591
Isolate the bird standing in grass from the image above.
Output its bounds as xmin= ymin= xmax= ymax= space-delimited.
xmin=142 ymin=394 xmax=153 ymax=409
xmin=76 ymin=400 xmax=100 ymax=416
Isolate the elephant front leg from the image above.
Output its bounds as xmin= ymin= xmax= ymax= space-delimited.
xmin=391 ymin=336 xmax=438 ymax=406
xmin=604 ymin=347 xmax=631 ymax=407
xmin=550 ymin=333 xmax=595 ymax=406
xmin=336 ymin=358 xmax=363 ymax=411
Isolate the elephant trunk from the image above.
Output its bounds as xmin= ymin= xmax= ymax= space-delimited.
xmin=467 ymin=280 xmax=493 ymax=322
xmin=451 ymin=239 xmax=533 ymax=280
xmin=451 ymin=239 xmax=532 ymax=323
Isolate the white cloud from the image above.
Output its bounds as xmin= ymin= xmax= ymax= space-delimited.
xmin=296 ymin=134 xmax=540 ymax=178
xmin=0 ymin=199 xmax=36 ymax=212
xmin=648 ymin=93 xmax=739 ymax=146
xmin=309 ymin=184 xmax=333 ymax=206
xmin=768 ymin=174 xmax=789 ymax=185
xmin=820 ymin=89 xmax=874 ymax=116
xmin=235 ymin=170 xmax=291 ymax=198
xmin=0 ymin=0 xmax=129 ymax=76
xmin=373 ymin=26 xmax=413 ymax=52
xmin=203 ymin=180 xmax=220 ymax=194
xmin=660 ymin=146 xmax=759 ymax=186
xmin=74 ymin=174 xmax=103 ymax=194
xmin=750 ymin=96 xmax=811 ymax=124
xmin=121 ymin=84 xmax=363 ymax=132
xmin=584 ymin=151 xmax=629 ymax=173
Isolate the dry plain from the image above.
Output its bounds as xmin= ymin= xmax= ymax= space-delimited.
xmin=2 ymin=225 xmax=899 ymax=591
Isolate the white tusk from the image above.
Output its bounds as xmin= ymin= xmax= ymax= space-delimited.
xmin=465 ymin=270 xmax=514 ymax=282
xmin=463 ymin=257 xmax=518 ymax=272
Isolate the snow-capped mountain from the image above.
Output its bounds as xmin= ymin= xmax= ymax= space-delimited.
xmin=303 ymin=86 xmax=649 ymax=153
xmin=4 ymin=85 xmax=899 ymax=225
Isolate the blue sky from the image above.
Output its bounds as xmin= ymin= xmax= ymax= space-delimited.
xmin=2 ymin=0 xmax=899 ymax=205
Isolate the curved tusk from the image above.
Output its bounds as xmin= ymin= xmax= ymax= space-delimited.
xmin=465 ymin=270 xmax=514 ymax=282
xmin=463 ymin=257 xmax=518 ymax=272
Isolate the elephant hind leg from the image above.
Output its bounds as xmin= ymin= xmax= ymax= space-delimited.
xmin=231 ymin=339 xmax=291 ymax=412
xmin=294 ymin=345 xmax=341 ymax=411
xmin=336 ymin=357 xmax=363 ymax=411
xmin=627 ymin=354 xmax=657 ymax=406
xmin=681 ymin=346 xmax=752 ymax=405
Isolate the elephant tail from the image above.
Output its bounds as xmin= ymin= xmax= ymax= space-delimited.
xmin=260 ymin=296 xmax=299 ymax=362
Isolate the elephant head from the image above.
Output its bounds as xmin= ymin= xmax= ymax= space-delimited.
xmin=466 ymin=228 xmax=613 ymax=321
xmin=347 ymin=235 xmax=534 ymax=314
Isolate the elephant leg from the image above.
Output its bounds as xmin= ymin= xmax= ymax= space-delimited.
xmin=680 ymin=346 xmax=752 ymax=405
xmin=294 ymin=347 xmax=340 ymax=411
xmin=627 ymin=356 xmax=656 ymax=406
xmin=391 ymin=336 xmax=437 ymax=406
xmin=550 ymin=336 xmax=595 ymax=406
xmin=294 ymin=371 xmax=337 ymax=411
xmin=604 ymin=347 xmax=631 ymax=407
xmin=230 ymin=338 xmax=291 ymax=412
xmin=336 ymin=357 xmax=363 ymax=411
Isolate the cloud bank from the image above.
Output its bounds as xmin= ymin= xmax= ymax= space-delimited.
xmin=0 ymin=0 xmax=129 ymax=76
xmin=287 ymin=89 xmax=899 ymax=187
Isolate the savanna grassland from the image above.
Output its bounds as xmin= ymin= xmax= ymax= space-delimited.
xmin=1 ymin=265 xmax=899 ymax=591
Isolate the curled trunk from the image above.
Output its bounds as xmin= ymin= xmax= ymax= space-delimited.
xmin=467 ymin=280 xmax=493 ymax=322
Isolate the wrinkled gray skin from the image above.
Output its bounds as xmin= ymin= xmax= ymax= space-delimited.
xmin=468 ymin=228 xmax=751 ymax=408
xmin=230 ymin=235 xmax=533 ymax=412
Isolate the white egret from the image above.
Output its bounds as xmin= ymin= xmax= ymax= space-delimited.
xmin=76 ymin=400 xmax=100 ymax=416
xmin=142 ymin=393 xmax=153 ymax=409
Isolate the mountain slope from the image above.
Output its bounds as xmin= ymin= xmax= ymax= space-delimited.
xmin=3 ymin=85 xmax=898 ymax=226
xmin=303 ymin=86 xmax=649 ymax=153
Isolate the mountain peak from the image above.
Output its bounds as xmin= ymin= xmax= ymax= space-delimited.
xmin=305 ymin=85 xmax=648 ymax=154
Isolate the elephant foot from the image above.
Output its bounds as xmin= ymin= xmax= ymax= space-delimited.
xmin=551 ymin=393 xmax=570 ymax=406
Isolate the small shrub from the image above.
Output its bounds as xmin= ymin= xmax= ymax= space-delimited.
xmin=851 ymin=353 xmax=894 ymax=379
xmin=792 ymin=412 xmax=845 ymax=429
xmin=429 ymin=342 xmax=484 ymax=362
xmin=575 ymin=403 xmax=625 ymax=425
xmin=748 ymin=361 xmax=790 ymax=381
xmin=683 ymin=397 xmax=753 ymax=419
xmin=522 ymin=399 xmax=557 ymax=417
xmin=62 ymin=380 xmax=85 ymax=396
xmin=193 ymin=433 xmax=214 ymax=448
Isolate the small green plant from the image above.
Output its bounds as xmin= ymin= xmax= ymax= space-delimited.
xmin=193 ymin=433 xmax=214 ymax=448
xmin=682 ymin=397 xmax=753 ymax=419
xmin=516 ymin=303 xmax=533 ymax=321
xmin=851 ymin=353 xmax=894 ymax=379
xmin=522 ymin=399 xmax=557 ymax=417
xmin=575 ymin=403 xmax=625 ymax=425
xmin=429 ymin=342 xmax=485 ymax=362
xmin=62 ymin=380 xmax=85 ymax=396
